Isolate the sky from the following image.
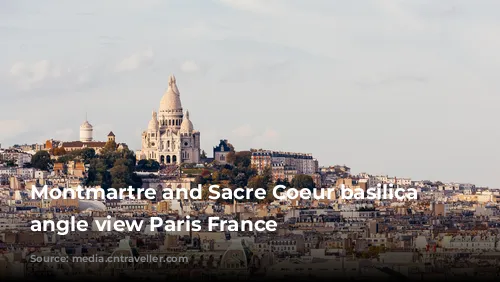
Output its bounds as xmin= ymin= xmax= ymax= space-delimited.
xmin=1 ymin=0 xmax=499 ymax=187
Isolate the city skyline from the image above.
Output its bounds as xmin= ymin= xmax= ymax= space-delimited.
xmin=2 ymin=0 xmax=499 ymax=187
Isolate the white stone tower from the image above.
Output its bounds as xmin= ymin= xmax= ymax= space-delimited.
xmin=79 ymin=114 xmax=93 ymax=142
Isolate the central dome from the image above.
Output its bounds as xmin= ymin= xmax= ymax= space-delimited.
xmin=159 ymin=75 xmax=182 ymax=113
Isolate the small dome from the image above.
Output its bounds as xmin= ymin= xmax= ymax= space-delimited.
xmin=180 ymin=110 xmax=194 ymax=133
xmin=78 ymin=200 xmax=106 ymax=211
xmin=148 ymin=111 xmax=159 ymax=131
xmin=80 ymin=120 xmax=93 ymax=129
xmin=159 ymin=75 xmax=183 ymax=113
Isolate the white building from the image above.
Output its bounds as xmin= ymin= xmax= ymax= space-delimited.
xmin=79 ymin=119 xmax=93 ymax=142
xmin=448 ymin=235 xmax=496 ymax=251
xmin=137 ymin=75 xmax=201 ymax=164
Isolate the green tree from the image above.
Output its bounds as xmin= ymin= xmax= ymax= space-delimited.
xmin=225 ymin=151 xmax=251 ymax=168
xmin=79 ymin=148 xmax=96 ymax=163
xmin=233 ymin=172 xmax=247 ymax=188
xmin=136 ymin=159 xmax=160 ymax=172
xmin=234 ymin=151 xmax=252 ymax=168
xmin=31 ymin=151 xmax=52 ymax=171
xmin=194 ymin=175 xmax=207 ymax=186
xmin=248 ymin=175 xmax=266 ymax=188
xmin=291 ymin=174 xmax=315 ymax=190
xmin=200 ymin=150 xmax=207 ymax=159
xmin=275 ymin=178 xmax=291 ymax=187
xmin=110 ymin=159 xmax=129 ymax=188
xmin=262 ymin=166 xmax=273 ymax=185
xmin=102 ymin=140 xmax=117 ymax=154
xmin=86 ymin=158 xmax=108 ymax=187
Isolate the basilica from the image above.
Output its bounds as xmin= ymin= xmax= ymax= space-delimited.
xmin=137 ymin=75 xmax=201 ymax=164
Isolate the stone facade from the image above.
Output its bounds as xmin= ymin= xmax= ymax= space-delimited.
xmin=137 ymin=75 xmax=201 ymax=164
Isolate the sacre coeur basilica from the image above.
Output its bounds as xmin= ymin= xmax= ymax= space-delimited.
xmin=136 ymin=75 xmax=201 ymax=164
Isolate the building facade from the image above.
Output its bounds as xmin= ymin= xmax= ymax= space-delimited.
xmin=213 ymin=139 xmax=231 ymax=164
xmin=251 ymin=150 xmax=318 ymax=175
xmin=137 ymin=75 xmax=201 ymax=164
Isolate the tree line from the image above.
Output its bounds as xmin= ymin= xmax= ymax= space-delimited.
xmin=30 ymin=141 xmax=141 ymax=190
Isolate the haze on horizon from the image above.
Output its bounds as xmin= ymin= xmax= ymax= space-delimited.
xmin=1 ymin=0 xmax=499 ymax=187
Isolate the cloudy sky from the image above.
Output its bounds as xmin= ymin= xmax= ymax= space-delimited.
xmin=1 ymin=0 xmax=499 ymax=187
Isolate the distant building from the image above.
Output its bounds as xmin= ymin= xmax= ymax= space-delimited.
xmin=79 ymin=119 xmax=93 ymax=142
xmin=251 ymin=150 xmax=317 ymax=175
xmin=46 ymin=128 xmax=126 ymax=155
xmin=213 ymin=139 xmax=231 ymax=164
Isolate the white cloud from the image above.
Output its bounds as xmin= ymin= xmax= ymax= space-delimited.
xmin=114 ymin=48 xmax=154 ymax=72
xmin=218 ymin=0 xmax=275 ymax=14
xmin=232 ymin=124 xmax=254 ymax=137
xmin=180 ymin=60 xmax=200 ymax=73
xmin=0 ymin=120 xmax=28 ymax=142
xmin=92 ymin=123 xmax=114 ymax=141
xmin=9 ymin=60 xmax=62 ymax=90
xmin=253 ymin=128 xmax=280 ymax=145
xmin=53 ymin=128 xmax=74 ymax=141
xmin=231 ymin=125 xmax=280 ymax=147
xmin=376 ymin=0 xmax=425 ymax=31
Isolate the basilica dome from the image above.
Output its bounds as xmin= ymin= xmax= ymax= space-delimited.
xmin=159 ymin=75 xmax=183 ymax=113
xmin=148 ymin=111 xmax=159 ymax=131
xmin=180 ymin=110 xmax=194 ymax=133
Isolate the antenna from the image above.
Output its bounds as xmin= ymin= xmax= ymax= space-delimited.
xmin=85 ymin=112 xmax=88 ymax=121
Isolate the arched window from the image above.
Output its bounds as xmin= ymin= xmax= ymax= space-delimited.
xmin=160 ymin=155 xmax=165 ymax=163
xmin=166 ymin=155 xmax=171 ymax=163
xmin=172 ymin=155 xmax=177 ymax=163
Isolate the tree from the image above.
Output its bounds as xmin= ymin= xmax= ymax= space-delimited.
xmin=233 ymin=173 xmax=248 ymax=188
xmin=110 ymin=159 xmax=130 ymax=188
xmin=212 ymin=171 xmax=221 ymax=182
xmin=79 ymin=148 xmax=96 ymax=163
xmin=194 ymin=175 xmax=207 ymax=186
xmin=275 ymin=178 xmax=291 ymax=187
xmin=86 ymin=158 xmax=108 ymax=187
xmin=136 ymin=159 xmax=160 ymax=172
xmin=201 ymin=169 xmax=211 ymax=177
xmin=102 ymin=140 xmax=117 ymax=154
xmin=201 ymin=184 xmax=211 ymax=200
xmin=248 ymin=175 xmax=266 ymax=189
xmin=262 ymin=166 xmax=273 ymax=185
xmin=31 ymin=151 xmax=52 ymax=171
xmin=51 ymin=147 xmax=67 ymax=156
xmin=291 ymin=174 xmax=315 ymax=190
xmin=233 ymin=151 xmax=252 ymax=168
xmin=225 ymin=151 xmax=236 ymax=164
xmin=200 ymin=150 xmax=207 ymax=159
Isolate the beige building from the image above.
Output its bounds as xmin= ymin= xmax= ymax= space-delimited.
xmin=137 ymin=75 xmax=201 ymax=164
